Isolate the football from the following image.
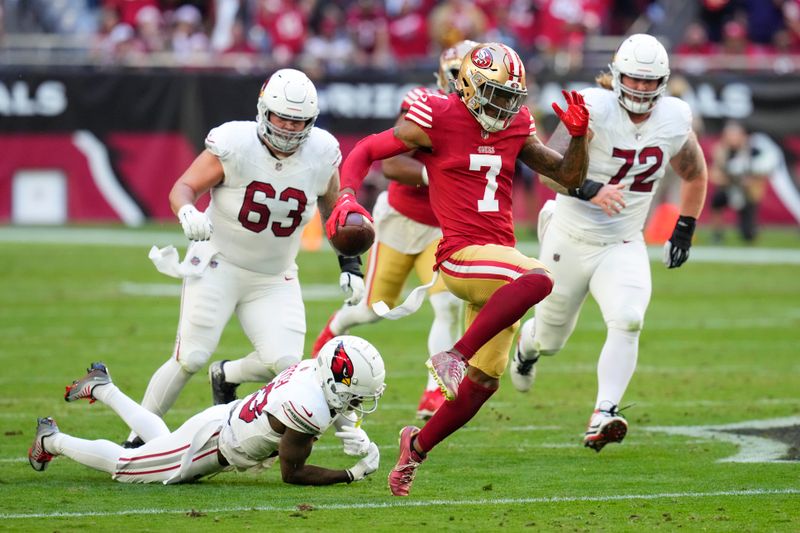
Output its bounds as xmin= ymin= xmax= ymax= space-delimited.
xmin=330 ymin=212 xmax=375 ymax=257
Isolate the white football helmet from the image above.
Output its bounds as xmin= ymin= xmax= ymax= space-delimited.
xmin=610 ymin=33 xmax=670 ymax=114
xmin=435 ymin=39 xmax=478 ymax=94
xmin=316 ymin=336 xmax=386 ymax=415
xmin=458 ymin=42 xmax=527 ymax=132
xmin=256 ymin=68 xmax=319 ymax=154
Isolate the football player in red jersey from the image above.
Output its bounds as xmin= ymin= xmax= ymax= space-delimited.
xmin=325 ymin=42 xmax=590 ymax=496
xmin=312 ymin=40 xmax=477 ymax=421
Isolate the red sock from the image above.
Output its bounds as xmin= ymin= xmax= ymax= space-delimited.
xmin=414 ymin=376 xmax=496 ymax=453
xmin=454 ymin=273 xmax=553 ymax=359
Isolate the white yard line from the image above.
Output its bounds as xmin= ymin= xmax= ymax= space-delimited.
xmin=1 ymin=488 xmax=797 ymax=519
xmin=2 ymin=227 xmax=799 ymax=264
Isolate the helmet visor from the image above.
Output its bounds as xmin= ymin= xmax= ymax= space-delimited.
xmin=475 ymin=80 xmax=526 ymax=130
xmin=343 ymin=383 xmax=385 ymax=415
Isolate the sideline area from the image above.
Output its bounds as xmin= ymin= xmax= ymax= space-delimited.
xmin=3 ymin=226 xmax=800 ymax=265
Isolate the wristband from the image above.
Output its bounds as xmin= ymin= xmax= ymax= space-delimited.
xmin=568 ymin=179 xmax=603 ymax=201
xmin=338 ymin=255 xmax=363 ymax=277
xmin=345 ymin=469 xmax=355 ymax=483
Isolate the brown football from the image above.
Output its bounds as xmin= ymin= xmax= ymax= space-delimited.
xmin=330 ymin=212 xmax=375 ymax=257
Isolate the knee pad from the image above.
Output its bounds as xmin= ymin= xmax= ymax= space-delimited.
xmin=536 ymin=293 xmax=571 ymax=327
xmin=519 ymin=318 xmax=562 ymax=358
xmin=178 ymin=349 xmax=211 ymax=374
xmin=269 ymin=354 xmax=300 ymax=376
xmin=606 ymin=305 xmax=645 ymax=332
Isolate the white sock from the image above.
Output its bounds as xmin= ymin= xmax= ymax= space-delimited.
xmin=595 ymin=327 xmax=639 ymax=410
xmin=330 ymin=302 xmax=379 ymax=333
xmin=48 ymin=432 xmax=121 ymax=474
xmin=94 ymin=383 xmax=169 ymax=442
xmin=139 ymin=358 xmax=192 ymax=417
xmin=223 ymin=351 xmax=278 ymax=384
xmin=127 ymin=358 xmax=191 ymax=442
xmin=425 ymin=373 xmax=439 ymax=391
xmin=428 ymin=291 xmax=461 ymax=355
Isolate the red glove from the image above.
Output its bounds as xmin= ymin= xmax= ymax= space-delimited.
xmin=552 ymin=90 xmax=589 ymax=137
xmin=325 ymin=193 xmax=373 ymax=239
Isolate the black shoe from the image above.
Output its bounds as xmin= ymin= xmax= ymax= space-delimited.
xmin=122 ymin=436 xmax=145 ymax=449
xmin=209 ymin=360 xmax=239 ymax=405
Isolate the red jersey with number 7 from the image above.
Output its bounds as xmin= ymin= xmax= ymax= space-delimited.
xmin=405 ymin=92 xmax=536 ymax=267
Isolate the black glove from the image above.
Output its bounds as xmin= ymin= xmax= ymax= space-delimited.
xmin=663 ymin=215 xmax=696 ymax=269
xmin=568 ymin=179 xmax=604 ymax=201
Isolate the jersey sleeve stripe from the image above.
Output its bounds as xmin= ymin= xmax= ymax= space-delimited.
xmin=285 ymin=401 xmax=321 ymax=431
xmin=406 ymin=109 xmax=432 ymax=129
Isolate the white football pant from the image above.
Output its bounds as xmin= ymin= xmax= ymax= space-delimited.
xmin=524 ymin=223 xmax=652 ymax=408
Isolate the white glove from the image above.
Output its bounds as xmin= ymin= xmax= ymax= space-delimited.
xmin=346 ymin=442 xmax=379 ymax=482
xmin=335 ymin=425 xmax=371 ymax=456
xmin=339 ymin=272 xmax=365 ymax=306
xmin=178 ymin=204 xmax=213 ymax=241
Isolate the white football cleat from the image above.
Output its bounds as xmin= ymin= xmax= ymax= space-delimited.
xmin=583 ymin=403 xmax=628 ymax=452
xmin=509 ymin=350 xmax=538 ymax=393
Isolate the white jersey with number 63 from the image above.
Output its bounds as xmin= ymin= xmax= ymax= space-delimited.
xmin=204 ymin=121 xmax=341 ymax=275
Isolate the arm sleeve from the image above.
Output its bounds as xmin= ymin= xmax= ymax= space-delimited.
xmin=340 ymin=129 xmax=411 ymax=191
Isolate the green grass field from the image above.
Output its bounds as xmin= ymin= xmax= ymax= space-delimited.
xmin=1 ymin=226 xmax=799 ymax=531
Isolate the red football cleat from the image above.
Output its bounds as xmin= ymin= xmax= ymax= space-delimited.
xmin=311 ymin=312 xmax=338 ymax=358
xmin=425 ymin=350 xmax=467 ymax=401
xmin=416 ymin=388 xmax=445 ymax=420
xmin=388 ymin=425 xmax=425 ymax=497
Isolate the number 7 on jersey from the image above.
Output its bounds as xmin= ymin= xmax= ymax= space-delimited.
xmin=470 ymin=154 xmax=502 ymax=212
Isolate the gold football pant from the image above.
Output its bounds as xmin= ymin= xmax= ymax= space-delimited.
xmin=438 ymin=244 xmax=549 ymax=378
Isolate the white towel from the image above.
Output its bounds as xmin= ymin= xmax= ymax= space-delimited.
xmin=149 ymin=241 xmax=218 ymax=279
xmin=371 ymin=272 xmax=438 ymax=320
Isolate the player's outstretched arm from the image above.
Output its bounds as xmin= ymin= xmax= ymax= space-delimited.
xmin=318 ymin=173 xmax=366 ymax=305
xmin=326 ymin=125 xmax=422 ymax=238
xmin=670 ymin=131 xmax=708 ymax=219
xmin=169 ymin=150 xmax=224 ymax=241
xmin=518 ymin=91 xmax=589 ymax=192
xmin=278 ymin=427 xmax=352 ymax=485
xmin=664 ymin=131 xmax=708 ymax=269
xmin=278 ymin=426 xmax=378 ymax=485
xmin=381 ymin=114 xmax=427 ymax=186
xmin=519 ymin=133 xmax=588 ymax=193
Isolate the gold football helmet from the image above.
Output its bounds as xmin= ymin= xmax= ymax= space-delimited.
xmin=436 ymin=39 xmax=478 ymax=94
xmin=457 ymin=42 xmax=527 ymax=132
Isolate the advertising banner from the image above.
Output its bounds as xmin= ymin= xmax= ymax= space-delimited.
xmin=1 ymin=69 xmax=798 ymax=225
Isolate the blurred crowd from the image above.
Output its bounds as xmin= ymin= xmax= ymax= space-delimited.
xmin=1 ymin=0 xmax=799 ymax=73
xmin=674 ymin=0 xmax=800 ymax=73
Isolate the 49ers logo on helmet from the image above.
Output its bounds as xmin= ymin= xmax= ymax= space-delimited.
xmin=330 ymin=342 xmax=354 ymax=386
xmin=471 ymin=47 xmax=493 ymax=69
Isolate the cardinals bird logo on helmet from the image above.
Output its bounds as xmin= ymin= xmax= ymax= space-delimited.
xmin=330 ymin=342 xmax=354 ymax=386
